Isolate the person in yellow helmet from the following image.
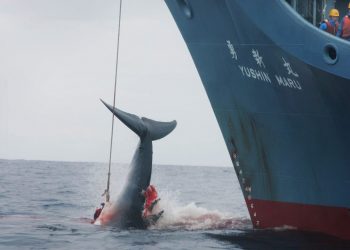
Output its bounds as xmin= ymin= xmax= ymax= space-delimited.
xmin=336 ymin=3 xmax=350 ymax=40
xmin=320 ymin=8 xmax=339 ymax=35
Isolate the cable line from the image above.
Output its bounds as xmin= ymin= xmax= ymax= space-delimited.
xmin=105 ymin=0 xmax=123 ymax=203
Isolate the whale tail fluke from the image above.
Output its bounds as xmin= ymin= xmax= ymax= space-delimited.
xmin=101 ymin=99 xmax=176 ymax=140
xmin=142 ymin=117 xmax=177 ymax=141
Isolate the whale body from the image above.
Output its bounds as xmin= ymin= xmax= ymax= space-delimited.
xmin=97 ymin=100 xmax=177 ymax=228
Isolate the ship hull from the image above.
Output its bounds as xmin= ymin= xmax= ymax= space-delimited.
xmin=165 ymin=0 xmax=350 ymax=239
xmin=250 ymin=199 xmax=350 ymax=240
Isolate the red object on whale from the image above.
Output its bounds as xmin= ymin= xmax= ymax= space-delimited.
xmin=143 ymin=185 xmax=158 ymax=217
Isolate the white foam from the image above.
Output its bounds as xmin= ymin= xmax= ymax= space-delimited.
xmin=150 ymin=191 xmax=251 ymax=230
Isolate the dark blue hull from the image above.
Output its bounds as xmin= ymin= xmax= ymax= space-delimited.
xmin=165 ymin=0 xmax=350 ymax=239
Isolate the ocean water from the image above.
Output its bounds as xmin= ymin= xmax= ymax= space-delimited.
xmin=1 ymin=159 xmax=349 ymax=250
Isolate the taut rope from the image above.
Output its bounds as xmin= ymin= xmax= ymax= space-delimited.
xmin=105 ymin=0 xmax=123 ymax=203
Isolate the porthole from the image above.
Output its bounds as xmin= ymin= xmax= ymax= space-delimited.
xmin=176 ymin=0 xmax=193 ymax=19
xmin=323 ymin=44 xmax=338 ymax=65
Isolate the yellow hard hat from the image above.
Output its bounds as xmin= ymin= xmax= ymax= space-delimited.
xmin=329 ymin=8 xmax=340 ymax=17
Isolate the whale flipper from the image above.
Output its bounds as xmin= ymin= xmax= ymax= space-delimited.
xmin=101 ymin=99 xmax=177 ymax=140
xmin=145 ymin=210 xmax=164 ymax=226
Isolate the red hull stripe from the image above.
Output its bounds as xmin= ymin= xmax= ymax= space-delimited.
xmin=246 ymin=198 xmax=350 ymax=240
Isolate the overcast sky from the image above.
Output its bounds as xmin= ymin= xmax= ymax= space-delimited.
xmin=0 ymin=0 xmax=231 ymax=167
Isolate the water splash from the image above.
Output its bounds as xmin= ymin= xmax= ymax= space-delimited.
xmin=150 ymin=191 xmax=251 ymax=231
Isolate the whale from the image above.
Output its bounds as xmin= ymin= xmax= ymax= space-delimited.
xmin=96 ymin=100 xmax=177 ymax=228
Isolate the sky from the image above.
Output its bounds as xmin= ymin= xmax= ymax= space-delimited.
xmin=0 ymin=0 xmax=232 ymax=167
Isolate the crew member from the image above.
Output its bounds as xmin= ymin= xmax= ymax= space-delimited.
xmin=337 ymin=3 xmax=350 ymax=40
xmin=320 ymin=8 xmax=339 ymax=35
xmin=142 ymin=185 xmax=158 ymax=218
xmin=93 ymin=203 xmax=105 ymax=221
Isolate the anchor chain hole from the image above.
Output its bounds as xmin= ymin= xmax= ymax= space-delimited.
xmin=323 ymin=44 xmax=338 ymax=65
xmin=176 ymin=0 xmax=193 ymax=19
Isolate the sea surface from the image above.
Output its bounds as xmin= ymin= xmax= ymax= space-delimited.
xmin=1 ymin=159 xmax=349 ymax=250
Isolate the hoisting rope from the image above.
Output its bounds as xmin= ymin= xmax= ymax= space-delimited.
xmin=105 ymin=0 xmax=123 ymax=203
